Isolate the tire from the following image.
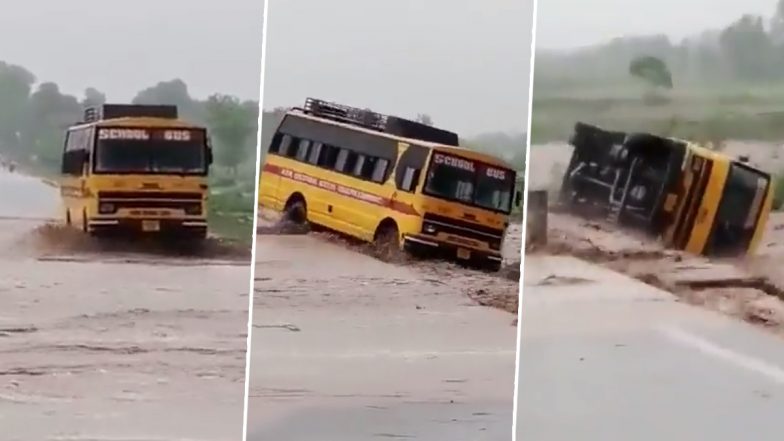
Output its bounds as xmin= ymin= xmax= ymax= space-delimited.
xmin=373 ymin=222 xmax=403 ymax=262
xmin=81 ymin=209 xmax=88 ymax=233
xmin=65 ymin=210 xmax=72 ymax=226
xmin=283 ymin=198 xmax=307 ymax=225
xmin=281 ymin=197 xmax=310 ymax=234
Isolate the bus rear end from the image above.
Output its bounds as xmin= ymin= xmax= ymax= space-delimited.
xmin=86 ymin=125 xmax=211 ymax=239
xmin=403 ymin=149 xmax=520 ymax=271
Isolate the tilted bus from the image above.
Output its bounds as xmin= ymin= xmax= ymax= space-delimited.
xmin=560 ymin=122 xmax=772 ymax=257
xmin=259 ymin=98 xmax=522 ymax=271
xmin=60 ymin=104 xmax=213 ymax=239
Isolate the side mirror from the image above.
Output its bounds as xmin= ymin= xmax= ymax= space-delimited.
xmin=207 ymin=149 xmax=214 ymax=166
xmin=515 ymin=190 xmax=523 ymax=207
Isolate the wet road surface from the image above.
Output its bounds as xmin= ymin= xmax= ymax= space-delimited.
xmin=518 ymin=256 xmax=784 ymax=441
xmin=248 ymin=229 xmax=520 ymax=440
xmin=0 ymin=170 xmax=250 ymax=441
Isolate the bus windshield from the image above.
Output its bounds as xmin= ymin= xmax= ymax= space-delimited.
xmin=424 ymin=151 xmax=515 ymax=213
xmin=93 ymin=127 xmax=207 ymax=175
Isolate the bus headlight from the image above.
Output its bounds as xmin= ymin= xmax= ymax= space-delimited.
xmin=98 ymin=202 xmax=115 ymax=214
xmin=423 ymin=223 xmax=437 ymax=234
xmin=185 ymin=203 xmax=202 ymax=215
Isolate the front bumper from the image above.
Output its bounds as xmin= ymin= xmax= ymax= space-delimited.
xmin=88 ymin=217 xmax=208 ymax=236
xmin=403 ymin=234 xmax=503 ymax=264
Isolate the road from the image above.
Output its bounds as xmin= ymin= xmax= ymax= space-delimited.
xmin=518 ymin=255 xmax=784 ymax=441
xmin=0 ymin=170 xmax=249 ymax=441
xmin=248 ymin=227 xmax=520 ymax=440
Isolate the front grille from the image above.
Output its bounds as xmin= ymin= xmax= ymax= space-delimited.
xmin=97 ymin=191 xmax=203 ymax=213
xmin=422 ymin=212 xmax=504 ymax=249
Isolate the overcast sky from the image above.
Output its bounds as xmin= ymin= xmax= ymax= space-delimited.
xmin=263 ymin=0 xmax=534 ymax=136
xmin=537 ymin=0 xmax=779 ymax=49
xmin=0 ymin=0 xmax=263 ymax=101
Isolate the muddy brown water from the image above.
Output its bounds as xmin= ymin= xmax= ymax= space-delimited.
xmin=249 ymin=220 xmax=522 ymax=439
xmin=0 ymin=170 xmax=250 ymax=440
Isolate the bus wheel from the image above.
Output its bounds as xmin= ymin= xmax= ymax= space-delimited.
xmin=65 ymin=210 xmax=72 ymax=226
xmin=81 ymin=210 xmax=88 ymax=233
xmin=373 ymin=221 xmax=403 ymax=262
xmin=282 ymin=196 xmax=309 ymax=233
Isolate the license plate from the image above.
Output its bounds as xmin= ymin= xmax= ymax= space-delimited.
xmin=457 ymin=248 xmax=471 ymax=260
xmin=142 ymin=220 xmax=160 ymax=232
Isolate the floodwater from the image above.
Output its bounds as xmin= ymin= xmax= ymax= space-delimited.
xmin=247 ymin=215 xmax=522 ymax=440
xmin=0 ymin=170 xmax=250 ymax=441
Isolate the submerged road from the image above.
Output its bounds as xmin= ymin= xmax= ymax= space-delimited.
xmin=248 ymin=231 xmax=520 ymax=440
xmin=0 ymin=170 xmax=249 ymax=441
xmin=518 ymin=256 xmax=784 ymax=441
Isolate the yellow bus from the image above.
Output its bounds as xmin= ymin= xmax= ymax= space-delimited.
xmin=259 ymin=98 xmax=522 ymax=271
xmin=60 ymin=104 xmax=213 ymax=239
xmin=561 ymin=122 xmax=772 ymax=257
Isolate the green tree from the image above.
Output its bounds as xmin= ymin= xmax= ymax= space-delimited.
xmin=629 ymin=55 xmax=674 ymax=89
xmin=205 ymin=94 xmax=256 ymax=174
xmin=82 ymin=87 xmax=106 ymax=108
xmin=719 ymin=15 xmax=775 ymax=80
xmin=132 ymin=79 xmax=203 ymax=122
xmin=23 ymin=82 xmax=81 ymax=166
xmin=0 ymin=62 xmax=35 ymax=153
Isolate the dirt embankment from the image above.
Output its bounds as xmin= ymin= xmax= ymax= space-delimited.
xmin=529 ymin=211 xmax=784 ymax=336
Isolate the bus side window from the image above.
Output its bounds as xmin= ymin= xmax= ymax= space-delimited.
xmin=278 ymin=135 xmax=294 ymax=157
xmin=318 ymin=145 xmax=340 ymax=169
xmin=335 ymin=149 xmax=358 ymax=174
xmin=352 ymin=155 xmax=367 ymax=177
xmin=308 ymin=142 xmax=323 ymax=165
xmin=268 ymin=133 xmax=282 ymax=154
xmin=401 ymin=167 xmax=420 ymax=192
xmin=371 ymin=159 xmax=389 ymax=183
xmin=295 ymin=139 xmax=311 ymax=161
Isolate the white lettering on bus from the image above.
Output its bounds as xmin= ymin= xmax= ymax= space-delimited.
xmin=486 ymin=167 xmax=507 ymax=180
xmin=98 ymin=128 xmax=150 ymax=140
xmin=433 ymin=153 xmax=475 ymax=172
xmin=164 ymin=130 xmax=192 ymax=141
xmin=280 ymin=167 xmax=385 ymax=205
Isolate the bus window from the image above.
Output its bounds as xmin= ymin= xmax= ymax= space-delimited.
xmin=278 ymin=135 xmax=294 ymax=157
xmin=352 ymin=155 xmax=367 ymax=177
xmin=295 ymin=139 xmax=311 ymax=161
xmin=268 ymin=133 xmax=282 ymax=154
xmin=319 ymin=145 xmax=340 ymax=169
xmin=401 ymin=167 xmax=420 ymax=192
xmin=335 ymin=149 xmax=359 ymax=174
xmin=308 ymin=142 xmax=323 ymax=164
xmin=371 ymin=159 xmax=389 ymax=183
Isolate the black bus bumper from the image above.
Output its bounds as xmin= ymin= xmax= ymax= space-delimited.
xmin=402 ymin=234 xmax=503 ymax=271
xmin=88 ymin=217 xmax=208 ymax=238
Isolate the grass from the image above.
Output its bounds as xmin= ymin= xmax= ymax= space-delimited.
xmin=531 ymin=81 xmax=784 ymax=144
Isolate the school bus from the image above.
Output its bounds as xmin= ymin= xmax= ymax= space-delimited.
xmin=60 ymin=104 xmax=213 ymax=239
xmin=259 ymin=98 xmax=522 ymax=271
xmin=560 ymin=122 xmax=772 ymax=257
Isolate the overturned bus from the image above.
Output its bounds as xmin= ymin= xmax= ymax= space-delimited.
xmin=559 ymin=122 xmax=773 ymax=257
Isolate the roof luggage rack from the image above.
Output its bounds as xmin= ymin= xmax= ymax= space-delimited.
xmin=83 ymin=104 xmax=178 ymax=123
xmin=300 ymin=97 xmax=460 ymax=146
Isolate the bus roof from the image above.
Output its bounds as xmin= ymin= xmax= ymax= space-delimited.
xmin=68 ymin=116 xmax=204 ymax=130
xmin=286 ymin=109 xmax=517 ymax=170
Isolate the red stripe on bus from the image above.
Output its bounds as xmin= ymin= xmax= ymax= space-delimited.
xmin=262 ymin=163 xmax=419 ymax=216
